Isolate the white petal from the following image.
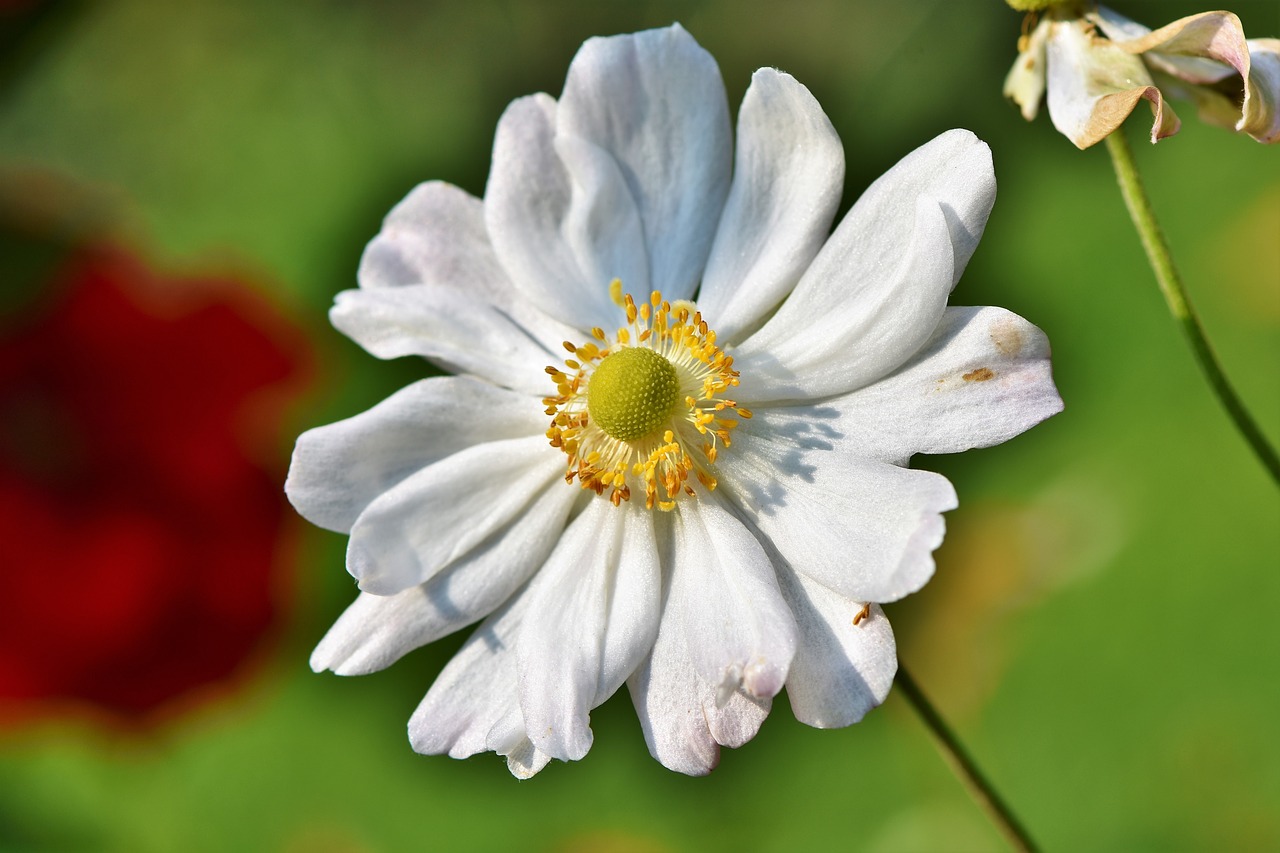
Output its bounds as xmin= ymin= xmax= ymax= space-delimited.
xmin=736 ymin=195 xmax=952 ymax=402
xmin=674 ymin=493 xmax=797 ymax=703
xmin=359 ymin=181 xmax=492 ymax=290
xmin=504 ymin=740 xmax=553 ymax=780
xmin=1045 ymin=17 xmax=1180 ymax=149
xmin=310 ymin=482 xmax=578 ymax=675
xmin=1004 ymin=17 xmax=1051 ymax=121
xmin=775 ymin=566 xmax=897 ymax=728
xmin=286 ymin=377 xmax=546 ymax=533
xmin=357 ymin=180 xmax=577 ymax=353
xmin=484 ymin=94 xmax=647 ymax=333
xmin=736 ymin=129 xmax=995 ymax=401
xmin=626 ymin=510 xmax=773 ymax=776
xmin=330 ymin=285 xmax=556 ymax=395
xmin=557 ymin=24 xmax=732 ymax=301
xmin=717 ymin=434 xmax=957 ymax=603
xmin=698 ymin=69 xmax=844 ymax=342
xmin=347 ymin=436 xmax=565 ymax=595
xmin=408 ymin=589 xmax=553 ymax=778
xmin=747 ymin=306 xmax=1063 ymax=467
xmin=517 ymin=499 xmax=660 ymax=761
xmin=1242 ymin=39 xmax=1280 ymax=144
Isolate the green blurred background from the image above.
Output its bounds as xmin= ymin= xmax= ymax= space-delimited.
xmin=1 ymin=1 xmax=1277 ymax=850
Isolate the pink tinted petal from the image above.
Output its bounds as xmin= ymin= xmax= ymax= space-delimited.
xmin=1046 ymin=17 xmax=1181 ymax=148
xmin=1241 ymin=39 xmax=1280 ymax=143
xmin=1094 ymin=8 xmax=1249 ymax=85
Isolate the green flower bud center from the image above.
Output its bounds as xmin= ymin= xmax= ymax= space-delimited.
xmin=587 ymin=347 xmax=680 ymax=442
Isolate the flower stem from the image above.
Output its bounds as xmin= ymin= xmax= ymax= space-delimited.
xmin=1104 ymin=130 xmax=1280 ymax=486
xmin=896 ymin=664 xmax=1038 ymax=852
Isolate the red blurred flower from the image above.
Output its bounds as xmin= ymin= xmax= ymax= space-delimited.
xmin=0 ymin=246 xmax=311 ymax=721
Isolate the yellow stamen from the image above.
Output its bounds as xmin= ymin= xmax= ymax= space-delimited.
xmin=542 ymin=285 xmax=745 ymax=510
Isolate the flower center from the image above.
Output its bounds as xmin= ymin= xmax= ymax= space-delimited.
xmin=586 ymin=347 xmax=680 ymax=442
xmin=543 ymin=282 xmax=750 ymax=511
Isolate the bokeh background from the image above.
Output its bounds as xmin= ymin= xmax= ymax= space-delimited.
xmin=1 ymin=1 xmax=1277 ymax=850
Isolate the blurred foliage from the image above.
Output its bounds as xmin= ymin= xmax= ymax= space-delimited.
xmin=0 ymin=0 xmax=1277 ymax=851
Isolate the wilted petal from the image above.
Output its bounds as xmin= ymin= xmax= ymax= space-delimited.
xmin=1241 ymin=39 xmax=1280 ymax=143
xmin=1149 ymin=69 xmax=1246 ymax=132
xmin=1046 ymin=17 xmax=1181 ymax=148
xmin=1093 ymin=8 xmax=1278 ymax=144
xmin=1004 ymin=16 xmax=1051 ymax=121
xmin=1093 ymin=7 xmax=1248 ymax=85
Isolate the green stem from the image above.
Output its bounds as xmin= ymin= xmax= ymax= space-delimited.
xmin=1104 ymin=130 xmax=1280 ymax=487
xmin=896 ymin=664 xmax=1038 ymax=852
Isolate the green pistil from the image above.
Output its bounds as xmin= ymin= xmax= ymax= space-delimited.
xmin=587 ymin=347 xmax=680 ymax=442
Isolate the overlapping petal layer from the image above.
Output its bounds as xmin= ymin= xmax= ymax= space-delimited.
xmin=517 ymin=499 xmax=660 ymax=761
xmin=736 ymin=129 xmax=993 ymax=400
xmin=1045 ymin=16 xmax=1180 ymax=149
xmin=697 ymin=68 xmax=844 ymax=342
xmin=290 ymin=23 xmax=1063 ymax=778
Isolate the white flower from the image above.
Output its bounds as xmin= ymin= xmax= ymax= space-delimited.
xmin=1005 ymin=4 xmax=1280 ymax=148
xmin=287 ymin=24 xmax=1063 ymax=778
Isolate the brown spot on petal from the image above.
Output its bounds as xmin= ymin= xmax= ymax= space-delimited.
xmin=990 ymin=318 xmax=1025 ymax=357
xmin=963 ymin=368 xmax=995 ymax=382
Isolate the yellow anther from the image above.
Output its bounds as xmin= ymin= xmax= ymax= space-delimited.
xmin=543 ymin=284 xmax=742 ymax=511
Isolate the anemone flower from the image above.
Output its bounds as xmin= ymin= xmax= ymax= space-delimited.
xmin=289 ymin=24 xmax=1063 ymax=777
